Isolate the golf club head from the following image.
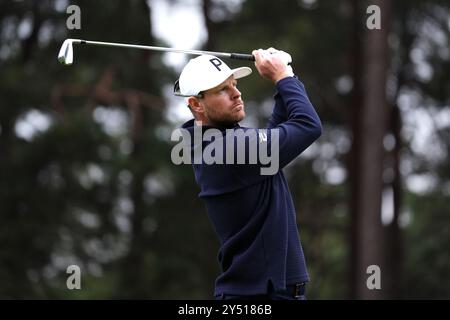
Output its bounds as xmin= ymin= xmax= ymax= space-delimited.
xmin=58 ymin=39 xmax=73 ymax=65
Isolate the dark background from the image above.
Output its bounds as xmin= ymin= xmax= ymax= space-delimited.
xmin=1 ymin=0 xmax=449 ymax=299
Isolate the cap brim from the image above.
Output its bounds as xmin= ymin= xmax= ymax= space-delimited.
xmin=232 ymin=67 xmax=252 ymax=79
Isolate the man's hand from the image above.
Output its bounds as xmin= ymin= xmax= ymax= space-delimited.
xmin=252 ymin=48 xmax=294 ymax=83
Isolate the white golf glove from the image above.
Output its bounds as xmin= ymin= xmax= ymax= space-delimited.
xmin=266 ymin=47 xmax=294 ymax=77
xmin=267 ymin=47 xmax=292 ymax=65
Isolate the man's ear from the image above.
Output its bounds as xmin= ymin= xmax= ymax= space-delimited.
xmin=188 ymin=97 xmax=204 ymax=114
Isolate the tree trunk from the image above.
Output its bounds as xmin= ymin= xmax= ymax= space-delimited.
xmin=115 ymin=0 xmax=153 ymax=298
xmin=382 ymin=3 xmax=414 ymax=298
xmin=202 ymin=0 xmax=218 ymax=50
xmin=354 ymin=0 xmax=391 ymax=299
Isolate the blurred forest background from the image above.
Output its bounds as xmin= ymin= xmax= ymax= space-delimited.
xmin=1 ymin=0 xmax=449 ymax=299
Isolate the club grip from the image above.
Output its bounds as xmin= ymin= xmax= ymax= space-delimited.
xmin=230 ymin=53 xmax=255 ymax=61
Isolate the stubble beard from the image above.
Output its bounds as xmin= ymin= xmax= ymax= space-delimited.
xmin=207 ymin=103 xmax=245 ymax=128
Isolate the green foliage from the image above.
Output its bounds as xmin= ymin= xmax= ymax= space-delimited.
xmin=0 ymin=0 xmax=212 ymax=299
xmin=288 ymin=160 xmax=349 ymax=299
xmin=402 ymin=191 xmax=450 ymax=298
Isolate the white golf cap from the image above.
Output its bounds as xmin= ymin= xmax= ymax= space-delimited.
xmin=174 ymin=55 xmax=252 ymax=97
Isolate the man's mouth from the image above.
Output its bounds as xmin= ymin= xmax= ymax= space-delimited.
xmin=232 ymin=103 xmax=244 ymax=111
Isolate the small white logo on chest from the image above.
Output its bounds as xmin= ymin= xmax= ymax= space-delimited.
xmin=259 ymin=131 xmax=267 ymax=143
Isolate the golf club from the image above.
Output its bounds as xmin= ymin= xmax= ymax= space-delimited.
xmin=57 ymin=38 xmax=255 ymax=65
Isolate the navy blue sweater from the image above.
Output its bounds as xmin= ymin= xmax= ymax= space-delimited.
xmin=181 ymin=76 xmax=322 ymax=297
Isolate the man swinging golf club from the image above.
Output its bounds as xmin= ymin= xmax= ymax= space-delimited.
xmin=175 ymin=48 xmax=322 ymax=300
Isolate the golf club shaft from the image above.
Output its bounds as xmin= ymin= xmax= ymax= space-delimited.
xmin=72 ymin=39 xmax=255 ymax=61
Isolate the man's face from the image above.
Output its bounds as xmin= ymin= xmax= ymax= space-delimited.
xmin=194 ymin=76 xmax=245 ymax=127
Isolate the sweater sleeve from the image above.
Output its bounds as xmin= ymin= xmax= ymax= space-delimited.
xmin=267 ymin=76 xmax=322 ymax=170
xmin=267 ymin=90 xmax=286 ymax=129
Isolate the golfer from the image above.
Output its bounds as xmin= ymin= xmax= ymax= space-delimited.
xmin=174 ymin=48 xmax=322 ymax=300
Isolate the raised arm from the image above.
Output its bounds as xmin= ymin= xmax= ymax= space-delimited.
xmin=253 ymin=49 xmax=322 ymax=169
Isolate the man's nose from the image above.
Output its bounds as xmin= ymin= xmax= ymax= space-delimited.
xmin=231 ymin=86 xmax=241 ymax=99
